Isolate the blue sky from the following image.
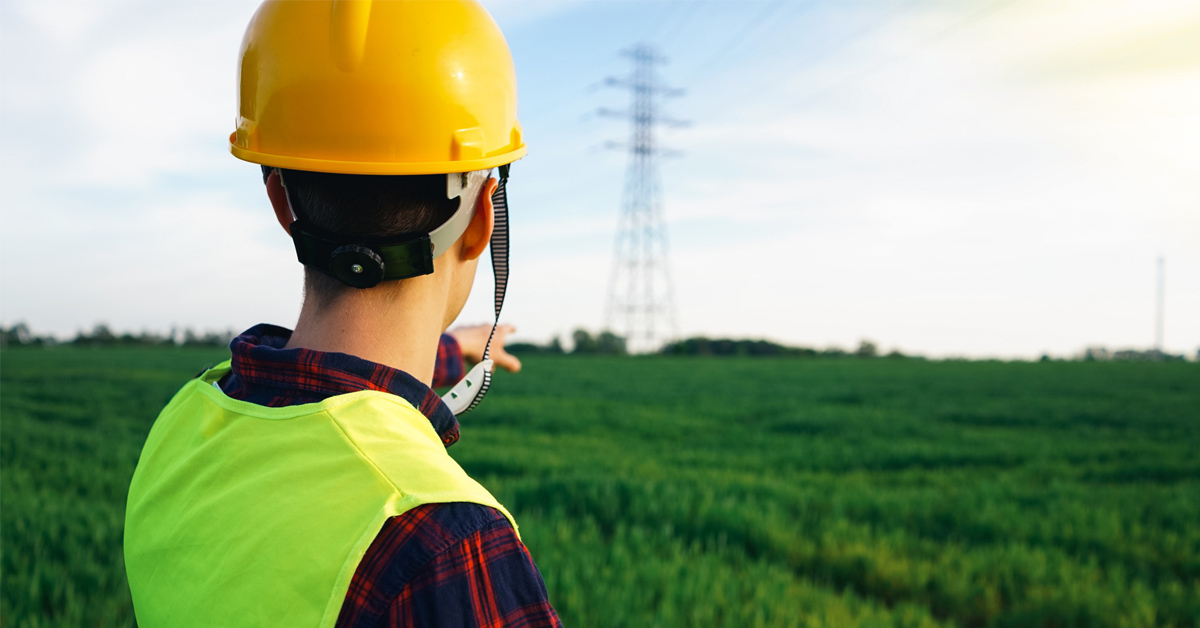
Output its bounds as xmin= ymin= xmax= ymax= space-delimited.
xmin=2 ymin=0 xmax=1198 ymax=358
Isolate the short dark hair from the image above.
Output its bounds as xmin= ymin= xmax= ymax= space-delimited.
xmin=270 ymin=166 xmax=460 ymax=305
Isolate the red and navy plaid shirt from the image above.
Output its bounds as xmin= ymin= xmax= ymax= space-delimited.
xmin=217 ymin=324 xmax=562 ymax=628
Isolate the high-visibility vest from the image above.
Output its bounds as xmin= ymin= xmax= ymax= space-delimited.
xmin=124 ymin=361 xmax=515 ymax=628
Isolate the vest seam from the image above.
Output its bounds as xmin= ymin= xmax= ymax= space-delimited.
xmin=322 ymin=408 xmax=410 ymax=497
xmin=318 ymin=404 xmax=519 ymax=535
xmin=313 ymin=408 xmax=411 ymax=628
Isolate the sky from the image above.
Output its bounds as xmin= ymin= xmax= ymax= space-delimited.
xmin=1 ymin=0 xmax=1197 ymax=358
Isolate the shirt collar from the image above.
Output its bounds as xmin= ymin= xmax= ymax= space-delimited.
xmin=225 ymin=323 xmax=461 ymax=447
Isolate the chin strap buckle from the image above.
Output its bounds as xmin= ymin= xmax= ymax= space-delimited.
xmin=441 ymin=359 xmax=493 ymax=415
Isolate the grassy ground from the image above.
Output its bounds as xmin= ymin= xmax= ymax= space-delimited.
xmin=2 ymin=348 xmax=1198 ymax=627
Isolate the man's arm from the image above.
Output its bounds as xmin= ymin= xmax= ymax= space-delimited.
xmin=335 ymin=503 xmax=561 ymax=628
xmin=433 ymin=334 xmax=467 ymax=389
xmin=434 ymin=325 xmax=524 ymax=389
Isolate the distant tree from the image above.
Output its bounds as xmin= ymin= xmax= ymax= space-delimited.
xmin=572 ymin=329 xmax=598 ymax=354
xmin=4 ymin=322 xmax=230 ymax=348
xmin=506 ymin=342 xmax=540 ymax=355
xmin=596 ymin=331 xmax=626 ymax=355
xmin=136 ymin=330 xmax=173 ymax=347
xmin=73 ymin=323 xmax=117 ymax=346
xmin=565 ymin=330 xmax=627 ymax=355
xmin=856 ymin=340 xmax=878 ymax=358
xmin=662 ymin=337 xmax=819 ymax=357
xmin=509 ymin=335 xmax=569 ymax=355
xmin=0 ymin=322 xmax=54 ymax=347
xmin=183 ymin=329 xmax=235 ymax=348
xmin=2 ymin=323 xmax=32 ymax=347
xmin=11 ymin=322 xmax=32 ymax=345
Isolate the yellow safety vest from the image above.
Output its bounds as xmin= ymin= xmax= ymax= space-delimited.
xmin=124 ymin=361 xmax=515 ymax=628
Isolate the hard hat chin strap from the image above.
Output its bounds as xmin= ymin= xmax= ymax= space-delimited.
xmin=440 ymin=164 xmax=510 ymax=415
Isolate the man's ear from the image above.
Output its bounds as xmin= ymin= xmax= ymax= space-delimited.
xmin=265 ymin=169 xmax=294 ymax=235
xmin=460 ymin=177 xmax=498 ymax=261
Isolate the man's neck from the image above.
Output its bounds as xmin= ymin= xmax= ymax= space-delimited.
xmin=284 ymin=285 xmax=447 ymax=386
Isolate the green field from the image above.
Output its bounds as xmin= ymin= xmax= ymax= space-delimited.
xmin=2 ymin=348 xmax=1198 ymax=627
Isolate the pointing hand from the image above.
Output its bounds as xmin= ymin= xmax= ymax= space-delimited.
xmin=448 ymin=324 xmax=522 ymax=374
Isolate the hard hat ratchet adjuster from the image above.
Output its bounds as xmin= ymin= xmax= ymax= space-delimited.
xmin=280 ymin=166 xmax=486 ymax=289
xmin=291 ymin=221 xmax=435 ymax=289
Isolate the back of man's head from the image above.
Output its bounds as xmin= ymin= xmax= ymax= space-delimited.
xmin=270 ymin=166 xmax=471 ymax=307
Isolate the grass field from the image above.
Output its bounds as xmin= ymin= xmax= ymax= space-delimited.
xmin=2 ymin=348 xmax=1198 ymax=627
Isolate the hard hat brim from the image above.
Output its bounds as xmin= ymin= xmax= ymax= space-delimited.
xmin=230 ymin=136 xmax=526 ymax=175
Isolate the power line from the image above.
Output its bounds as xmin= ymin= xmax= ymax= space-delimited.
xmin=684 ymin=0 xmax=816 ymax=80
xmin=638 ymin=2 xmax=686 ymax=45
xmin=681 ymin=0 xmax=787 ymax=86
xmin=658 ymin=0 xmax=708 ymax=47
xmin=696 ymin=0 xmax=1015 ymax=118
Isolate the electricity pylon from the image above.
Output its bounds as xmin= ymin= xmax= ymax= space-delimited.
xmin=600 ymin=44 xmax=685 ymax=353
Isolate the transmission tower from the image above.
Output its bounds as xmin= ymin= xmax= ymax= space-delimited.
xmin=1155 ymin=256 xmax=1165 ymax=357
xmin=600 ymin=44 xmax=685 ymax=353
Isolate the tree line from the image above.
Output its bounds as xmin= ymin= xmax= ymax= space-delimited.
xmin=508 ymin=331 xmax=908 ymax=358
xmin=6 ymin=322 xmax=1188 ymax=361
xmin=0 ymin=322 xmax=907 ymax=358
xmin=1 ymin=323 xmax=235 ymax=348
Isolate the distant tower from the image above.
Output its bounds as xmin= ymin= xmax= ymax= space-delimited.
xmin=1155 ymin=256 xmax=1165 ymax=355
xmin=601 ymin=44 xmax=685 ymax=353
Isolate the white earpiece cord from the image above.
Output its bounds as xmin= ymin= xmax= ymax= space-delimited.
xmin=440 ymin=165 xmax=510 ymax=415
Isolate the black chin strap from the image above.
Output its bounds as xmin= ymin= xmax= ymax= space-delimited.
xmin=465 ymin=164 xmax=510 ymax=413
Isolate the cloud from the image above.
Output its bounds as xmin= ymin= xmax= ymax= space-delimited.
xmin=1 ymin=1 xmax=255 ymax=192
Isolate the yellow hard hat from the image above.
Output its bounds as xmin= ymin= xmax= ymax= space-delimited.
xmin=230 ymin=0 xmax=526 ymax=175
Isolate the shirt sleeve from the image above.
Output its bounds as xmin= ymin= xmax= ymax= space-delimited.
xmin=432 ymin=333 xmax=465 ymax=389
xmin=335 ymin=503 xmax=561 ymax=628
xmin=385 ymin=517 xmax=562 ymax=628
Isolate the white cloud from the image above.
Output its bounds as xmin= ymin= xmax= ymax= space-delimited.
xmin=1 ymin=1 xmax=255 ymax=191
xmin=8 ymin=0 xmax=124 ymax=44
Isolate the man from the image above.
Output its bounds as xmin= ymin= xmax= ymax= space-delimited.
xmin=123 ymin=1 xmax=561 ymax=626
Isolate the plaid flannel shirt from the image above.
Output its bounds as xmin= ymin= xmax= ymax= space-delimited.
xmin=217 ymin=324 xmax=561 ymax=628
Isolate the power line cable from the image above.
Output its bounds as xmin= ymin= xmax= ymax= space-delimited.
xmin=774 ymin=0 xmax=1016 ymax=113
xmin=684 ymin=0 xmax=818 ymax=85
xmin=696 ymin=0 xmax=1015 ymax=118
xmin=681 ymin=0 xmax=787 ymax=85
xmin=692 ymin=0 xmax=915 ymax=115
xmin=658 ymin=0 xmax=708 ymax=47
xmin=638 ymin=1 xmax=686 ymax=45
xmin=649 ymin=1 xmax=691 ymax=44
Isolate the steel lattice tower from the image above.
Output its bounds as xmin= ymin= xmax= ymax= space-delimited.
xmin=601 ymin=44 xmax=684 ymax=353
